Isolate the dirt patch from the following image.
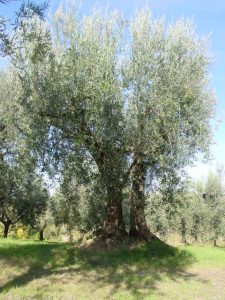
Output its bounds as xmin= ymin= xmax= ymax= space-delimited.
xmin=191 ymin=268 xmax=225 ymax=289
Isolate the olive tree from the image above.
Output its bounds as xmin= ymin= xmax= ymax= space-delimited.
xmin=0 ymin=70 xmax=48 ymax=238
xmin=203 ymin=168 xmax=225 ymax=246
xmin=10 ymin=8 xmax=129 ymax=238
xmin=124 ymin=11 xmax=215 ymax=240
xmin=0 ymin=167 xmax=48 ymax=238
xmin=8 ymin=5 xmax=215 ymax=241
xmin=0 ymin=1 xmax=49 ymax=57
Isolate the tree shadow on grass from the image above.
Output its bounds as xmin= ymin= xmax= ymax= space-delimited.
xmin=0 ymin=239 xmax=206 ymax=299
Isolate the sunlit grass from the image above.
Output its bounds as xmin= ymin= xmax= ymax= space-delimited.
xmin=0 ymin=238 xmax=225 ymax=299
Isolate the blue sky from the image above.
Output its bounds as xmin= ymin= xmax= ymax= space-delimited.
xmin=1 ymin=0 xmax=225 ymax=180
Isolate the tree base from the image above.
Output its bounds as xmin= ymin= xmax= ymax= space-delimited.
xmin=129 ymin=227 xmax=140 ymax=239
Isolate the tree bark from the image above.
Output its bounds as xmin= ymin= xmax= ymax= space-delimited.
xmin=194 ymin=234 xmax=198 ymax=243
xmin=130 ymin=154 xmax=157 ymax=242
xmin=129 ymin=196 xmax=140 ymax=238
xmin=39 ymin=229 xmax=44 ymax=241
xmin=213 ymin=237 xmax=217 ymax=247
xmin=84 ymin=134 xmax=127 ymax=240
xmin=3 ymin=221 xmax=11 ymax=238
xmin=181 ymin=218 xmax=187 ymax=244
xmin=103 ymin=186 xmax=127 ymax=239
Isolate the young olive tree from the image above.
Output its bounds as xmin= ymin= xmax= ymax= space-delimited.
xmin=175 ymin=174 xmax=225 ymax=245
xmin=0 ymin=168 xmax=48 ymax=238
xmin=35 ymin=208 xmax=56 ymax=241
xmin=186 ymin=180 xmax=210 ymax=243
xmin=203 ymin=168 xmax=225 ymax=246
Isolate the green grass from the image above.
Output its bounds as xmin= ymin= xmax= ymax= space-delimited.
xmin=1 ymin=238 xmax=225 ymax=299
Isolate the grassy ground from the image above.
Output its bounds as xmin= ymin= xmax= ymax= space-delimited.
xmin=0 ymin=238 xmax=225 ymax=299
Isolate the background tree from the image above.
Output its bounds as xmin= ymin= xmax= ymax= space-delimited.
xmin=0 ymin=69 xmax=48 ymax=238
xmin=0 ymin=168 xmax=48 ymax=238
xmin=203 ymin=168 xmax=225 ymax=246
xmin=35 ymin=208 xmax=55 ymax=241
xmin=50 ymin=150 xmax=107 ymax=237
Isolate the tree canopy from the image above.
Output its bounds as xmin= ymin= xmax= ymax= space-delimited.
xmin=0 ymin=4 xmax=216 ymax=241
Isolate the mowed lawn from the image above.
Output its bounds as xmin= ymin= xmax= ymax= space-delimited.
xmin=1 ymin=238 xmax=225 ymax=299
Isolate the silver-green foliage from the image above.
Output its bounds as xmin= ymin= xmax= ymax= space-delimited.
xmin=0 ymin=70 xmax=48 ymax=231
xmin=5 ymin=5 xmax=216 ymax=233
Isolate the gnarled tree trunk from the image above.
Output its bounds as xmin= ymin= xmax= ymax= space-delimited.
xmin=103 ymin=185 xmax=127 ymax=239
xmin=85 ymin=135 xmax=127 ymax=240
xmin=129 ymin=196 xmax=140 ymax=238
xmin=130 ymin=154 xmax=157 ymax=242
